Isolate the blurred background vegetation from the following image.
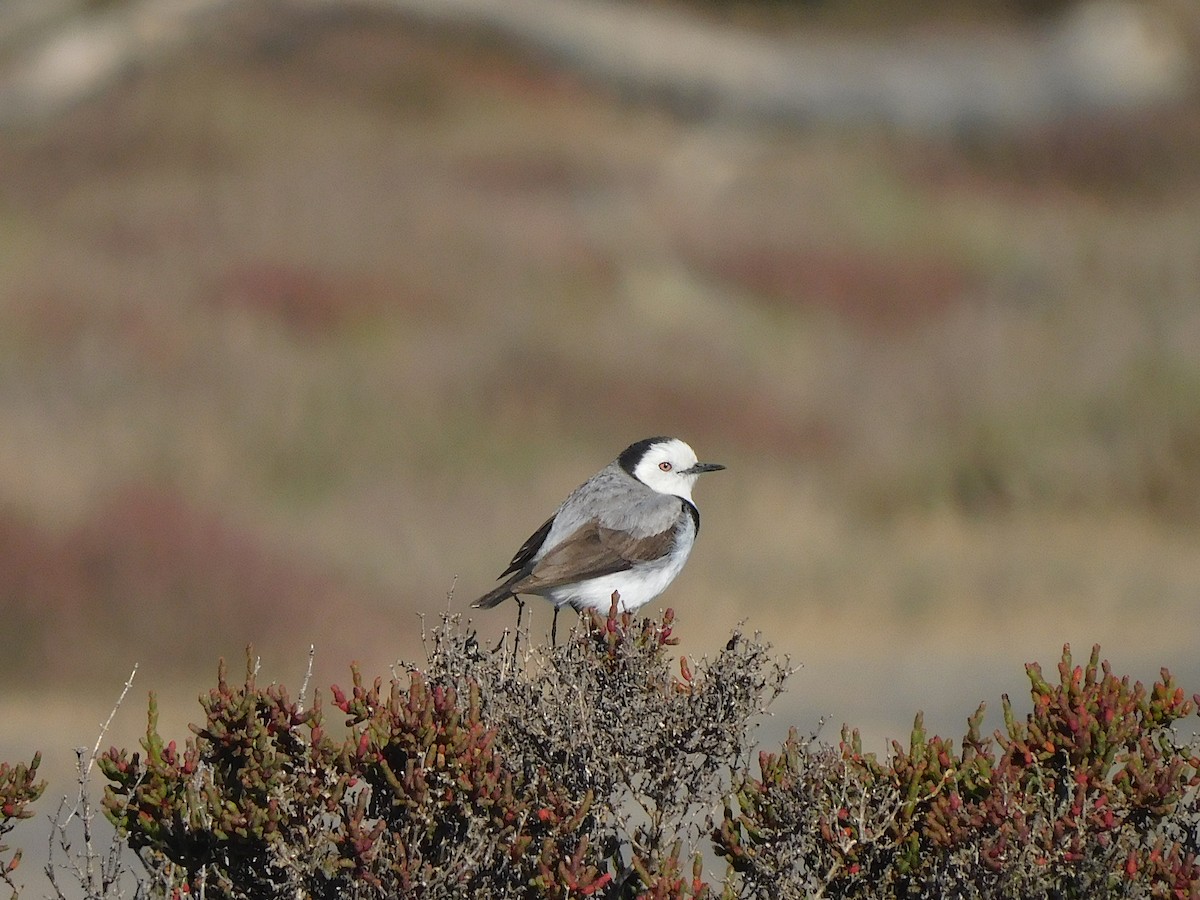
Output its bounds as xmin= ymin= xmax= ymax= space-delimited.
xmin=1 ymin=1 xmax=1198 ymax=887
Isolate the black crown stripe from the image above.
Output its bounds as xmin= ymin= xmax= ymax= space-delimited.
xmin=617 ymin=436 xmax=673 ymax=476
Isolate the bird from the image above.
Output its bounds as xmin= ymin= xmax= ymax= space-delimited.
xmin=473 ymin=436 xmax=724 ymax=640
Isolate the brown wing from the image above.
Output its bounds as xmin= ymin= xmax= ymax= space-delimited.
xmin=512 ymin=521 xmax=677 ymax=594
xmin=596 ymin=524 xmax=676 ymax=563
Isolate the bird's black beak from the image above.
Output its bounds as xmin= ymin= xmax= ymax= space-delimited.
xmin=686 ymin=461 xmax=726 ymax=474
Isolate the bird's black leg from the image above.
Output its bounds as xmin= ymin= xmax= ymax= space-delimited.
xmin=551 ymin=606 xmax=560 ymax=647
xmin=512 ymin=596 xmax=525 ymax=660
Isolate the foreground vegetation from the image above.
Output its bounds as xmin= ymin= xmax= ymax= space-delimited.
xmin=5 ymin=605 xmax=1198 ymax=898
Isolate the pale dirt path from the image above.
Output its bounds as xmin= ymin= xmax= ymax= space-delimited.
xmin=1 ymin=0 xmax=1192 ymax=128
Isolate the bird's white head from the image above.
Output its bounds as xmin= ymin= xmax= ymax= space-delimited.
xmin=618 ymin=436 xmax=725 ymax=501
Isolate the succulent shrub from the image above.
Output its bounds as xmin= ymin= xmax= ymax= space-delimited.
xmin=95 ymin=604 xmax=1200 ymax=900
xmin=0 ymin=753 xmax=44 ymax=898
xmin=100 ymin=604 xmax=788 ymax=898
xmin=716 ymin=643 xmax=1200 ymax=899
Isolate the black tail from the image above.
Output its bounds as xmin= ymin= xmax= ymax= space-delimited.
xmin=472 ymin=575 xmax=520 ymax=609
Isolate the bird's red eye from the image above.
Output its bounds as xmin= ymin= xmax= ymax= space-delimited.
xmin=659 ymin=461 xmax=672 ymax=471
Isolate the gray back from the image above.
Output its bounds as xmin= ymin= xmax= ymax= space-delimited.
xmin=539 ymin=461 xmax=682 ymax=555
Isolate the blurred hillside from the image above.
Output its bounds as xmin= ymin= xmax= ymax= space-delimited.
xmin=1 ymin=0 xmax=1199 ymax=838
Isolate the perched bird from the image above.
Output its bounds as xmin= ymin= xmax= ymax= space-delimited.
xmin=473 ymin=437 xmax=724 ymax=637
